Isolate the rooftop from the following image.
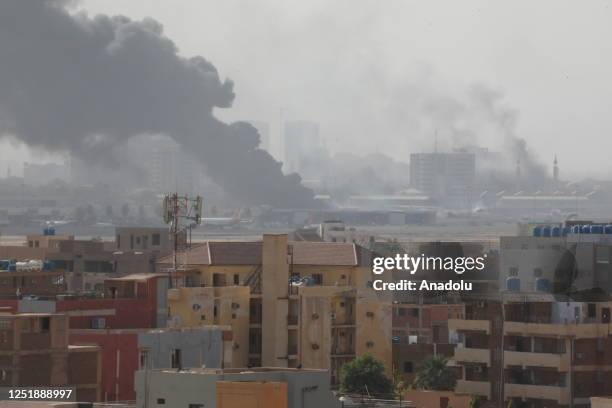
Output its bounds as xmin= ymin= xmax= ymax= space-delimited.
xmin=158 ymin=240 xmax=368 ymax=267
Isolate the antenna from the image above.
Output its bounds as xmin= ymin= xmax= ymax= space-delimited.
xmin=161 ymin=193 xmax=203 ymax=288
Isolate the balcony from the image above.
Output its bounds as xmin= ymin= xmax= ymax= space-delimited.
xmin=455 ymin=380 xmax=490 ymax=398
xmin=504 ymin=351 xmax=569 ymax=371
xmin=454 ymin=347 xmax=490 ymax=366
xmin=504 ymin=321 xmax=612 ymax=338
xmin=448 ymin=319 xmax=490 ymax=334
xmin=505 ymin=383 xmax=570 ymax=404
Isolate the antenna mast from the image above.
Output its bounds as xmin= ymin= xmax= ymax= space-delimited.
xmin=162 ymin=193 xmax=202 ymax=288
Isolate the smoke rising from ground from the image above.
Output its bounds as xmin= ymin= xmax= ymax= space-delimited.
xmin=0 ymin=0 xmax=316 ymax=207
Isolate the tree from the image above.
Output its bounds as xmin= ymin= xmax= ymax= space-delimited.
xmin=340 ymin=354 xmax=393 ymax=396
xmin=411 ymin=356 xmax=456 ymax=391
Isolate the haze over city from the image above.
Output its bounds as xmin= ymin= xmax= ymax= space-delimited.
xmin=3 ymin=0 xmax=612 ymax=181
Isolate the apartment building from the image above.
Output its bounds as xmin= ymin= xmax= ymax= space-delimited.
xmin=450 ymin=295 xmax=612 ymax=407
xmin=159 ymin=234 xmax=392 ymax=384
xmin=0 ymin=313 xmax=100 ymax=402
xmin=392 ymin=302 xmax=463 ymax=383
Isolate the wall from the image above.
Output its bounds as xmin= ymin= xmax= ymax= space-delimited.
xmin=403 ymin=390 xmax=470 ymax=408
xmin=216 ymin=381 xmax=287 ymax=408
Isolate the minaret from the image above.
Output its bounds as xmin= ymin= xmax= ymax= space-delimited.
xmin=553 ymin=155 xmax=559 ymax=183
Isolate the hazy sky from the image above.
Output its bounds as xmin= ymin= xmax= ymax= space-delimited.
xmin=4 ymin=0 xmax=612 ymax=179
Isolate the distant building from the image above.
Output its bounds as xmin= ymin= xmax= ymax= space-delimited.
xmin=409 ymin=152 xmax=475 ymax=209
xmin=283 ymin=120 xmax=323 ymax=175
xmin=134 ymin=367 xmax=340 ymax=408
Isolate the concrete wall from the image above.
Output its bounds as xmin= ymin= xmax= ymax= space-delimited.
xmin=138 ymin=327 xmax=225 ymax=369
xmin=261 ymin=234 xmax=289 ymax=367
xmin=135 ymin=369 xmax=340 ymax=408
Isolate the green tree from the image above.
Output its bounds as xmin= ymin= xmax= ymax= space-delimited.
xmin=340 ymin=354 xmax=393 ymax=396
xmin=411 ymin=356 xmax=456 ymax=391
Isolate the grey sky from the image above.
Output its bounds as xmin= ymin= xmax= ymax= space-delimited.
xmin=4 ymin=0 xmax=612 ymax=179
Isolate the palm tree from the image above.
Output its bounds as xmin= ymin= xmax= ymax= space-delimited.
xmin=411 ymin=356 xmax=456 ymax=391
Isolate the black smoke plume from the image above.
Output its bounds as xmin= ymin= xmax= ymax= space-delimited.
xmin=0 ymin=0 xmax=316 ymax=207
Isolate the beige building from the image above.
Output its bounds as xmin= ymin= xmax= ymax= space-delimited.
xmin=160 ymin=234 xmax=392 ymax=384
xmin=450 ymin=296 xmax=612 ymax=407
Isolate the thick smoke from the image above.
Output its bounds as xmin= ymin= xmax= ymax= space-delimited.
xmin=0 ymin=0 xmax=316 ymax=207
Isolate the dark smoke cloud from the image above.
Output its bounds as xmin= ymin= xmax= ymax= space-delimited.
xmin=0 ymin=0 xmax=316 ymax=207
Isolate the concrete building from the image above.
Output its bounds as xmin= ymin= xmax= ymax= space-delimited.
xmin=409 ymin=152 xmax=476 ymax=209
xmin=1 ymin=228 xmax=172 ymax=293
xmin=70 ymin=326 xmax=233 ymax=402
xmin=134 ymin=367 xmax=340 ymax=408
xmin=159 ymin=234 xmax=392 ymax=385
xmin=0 ymin=273 xmax=172 ymax=329
xmin=392 ymin=303 xmax=463 ymax=384
xmin=499 ymin=223 xmax=612 ymax=295
xmin=0 ymin=313 xmax=100 ymax=402
xmin=449 ymin=296 xmax=612 ymax=407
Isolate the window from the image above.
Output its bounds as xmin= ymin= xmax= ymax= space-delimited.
xmin=588 ymin=303 xmax=596 ymax=318
xmin=411 ymin=308 xmax=419 ymax=317
xmin=152 ymin=233 xmax=161 ymax=246
xmin=188 ymin=405 xmax=204 ymax=408
xmin=533 ymin=268 xmax=542 ymax=277
xmin=40 ymin=317 xmax=50 ymax=332
xmin=397 ymin=308 xmax=406 ymax=316
xmin=312 ymin=274 xmax=323 ymax=285
xmin=116 ymin=235 xmax=121 ymax=249
xmin=171 ymin=349 xmax=182 ymax=369
xmin=156 ymin=398 xmax=165 ymax=404
xmin=403 ymin=361 xmax=413 ymax=373
xmin=136 ymin=236 xmax=141 ymax=245
xmin=130 ymin=234 xmax=134 ymax=250
xmin=139 ymin=349 xmax=150 ymax=369
xmin=509 ymin=267 xmax=518 ymax=277
xmin=233 ymin=274 xmax=240 ymax=285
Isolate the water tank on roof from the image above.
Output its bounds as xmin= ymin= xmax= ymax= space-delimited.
xmin=535 ymin=278 xmax=551 ymax=293
xmin=506 ymin=277 xmax=520 ymax=292
xmin=0 ymin=260 xmax=10 ymax=271
xmin=533 ymin=226 xmax=543 ymax=237
xmin=542 ymin=226 xmax=552 ymax=237
xmin=572 ymin=225 xmax=581 ymax=234
xmin=581 ymin=225 xmax=591 ymax=234
xmin=551 ymin=226 xmax=561 ymax=237
xmin=591 ymin=225 xmax=604 ymax=234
